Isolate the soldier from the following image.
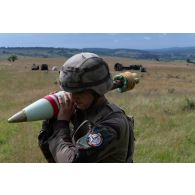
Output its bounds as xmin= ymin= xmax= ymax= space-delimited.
xmin=38 ymin=52 xmax=134 ymax=163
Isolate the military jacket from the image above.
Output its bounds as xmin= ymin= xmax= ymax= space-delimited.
xmin=38 ymin=96 xmax=134 ymax=163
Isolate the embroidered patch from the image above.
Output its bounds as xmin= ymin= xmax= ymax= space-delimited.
xmin=87 ymin=133 xmax=103 ymax=147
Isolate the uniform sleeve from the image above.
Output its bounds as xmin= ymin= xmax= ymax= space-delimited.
xmin=73 ymin=123 xmax=119 ymax=162
xmin=38 ymin=119 xmax=56 ymax=163
xmin=47 ymin=120 xmax=76 ymax=163
xmin=47 ymin=114 xmax=123 ymax=163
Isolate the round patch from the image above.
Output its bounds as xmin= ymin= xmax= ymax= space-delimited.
xmin=87 ymin=133 xmax=103 ymax=147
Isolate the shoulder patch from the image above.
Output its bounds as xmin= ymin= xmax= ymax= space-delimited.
xmin=76 ymin=127 xmax=104 ymax=149
xmin=87 ymin=132 xmax=103 ymax=147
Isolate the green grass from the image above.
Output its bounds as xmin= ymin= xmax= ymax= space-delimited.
xmin=0 ymin=69 xmax=58 ymax=162
xmin=106 ymin=93 xmax=195 ymax=162
xmin=1 ymin=59 xmax=195 ymax=162
xmin=0 ymin=120 xmax=46 ymax=162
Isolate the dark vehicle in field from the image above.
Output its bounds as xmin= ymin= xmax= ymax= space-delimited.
xmin=41 ymin=64 xmax=49 ymax=71
xmin=114 ymin=63 xmax=146 ymax=72
xmin=31 ymin=64 xmax=39 ymax=70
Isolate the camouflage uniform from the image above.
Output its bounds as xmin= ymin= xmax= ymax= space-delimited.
xmin=38 ymin=53 xmax=134 ymax=163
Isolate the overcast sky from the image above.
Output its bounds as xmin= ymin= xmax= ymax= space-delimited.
xmin=0 ymin=33 xmax=195 ymax=50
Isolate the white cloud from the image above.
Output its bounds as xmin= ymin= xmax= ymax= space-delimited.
xmin=158 ymin=33 xmax=167 ymax=38
xmin=143 ymin=36 xmax=151 ymax=40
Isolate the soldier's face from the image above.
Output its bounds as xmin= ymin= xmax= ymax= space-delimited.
xmin=70 ymin=90 xmax=94 ymax=110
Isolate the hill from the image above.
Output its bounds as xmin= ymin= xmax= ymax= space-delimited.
xmin=149 ymin=47 xmax=195 ymax=60
xmin=1 ymin=46 xmax=195 ymax=61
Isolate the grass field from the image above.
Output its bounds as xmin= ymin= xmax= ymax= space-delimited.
xmin=0 ymin=57 xmax=195 ymax=162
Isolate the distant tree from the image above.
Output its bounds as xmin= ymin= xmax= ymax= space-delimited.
xmin=186 ymin=59 xmax=195 ymax=64
xmin=8 ymin=55 xmax=18 ymax=62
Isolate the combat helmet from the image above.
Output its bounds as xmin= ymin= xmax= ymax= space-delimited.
xmin=59 ymin=52 xmax=113 ymax=95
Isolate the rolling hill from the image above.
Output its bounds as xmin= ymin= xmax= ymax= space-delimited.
xmin=0 ymin=46 xmax=195 ymax=61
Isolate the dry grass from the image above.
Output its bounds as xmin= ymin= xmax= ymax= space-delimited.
xmin=1 ymin=56 xmax=195 ymax=162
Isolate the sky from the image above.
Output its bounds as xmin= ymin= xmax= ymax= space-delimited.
xmin=0 ymin=33 xmax=195 ymax=50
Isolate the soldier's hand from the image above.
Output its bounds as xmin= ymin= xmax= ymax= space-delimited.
xmin=113 ymin=74 xmax=128 ymax=93
xmin=49 ymin=91 xmax=58 ymax=95
xmin=57 ymin=92 xmax=75 ymax=121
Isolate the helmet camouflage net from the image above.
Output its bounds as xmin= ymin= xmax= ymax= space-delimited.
xmin=59 ymin=53 xmax=113 ymax=95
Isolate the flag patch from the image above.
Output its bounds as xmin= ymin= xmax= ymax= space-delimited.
xmin=87 ymin=133 xmax=103 ymax=147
